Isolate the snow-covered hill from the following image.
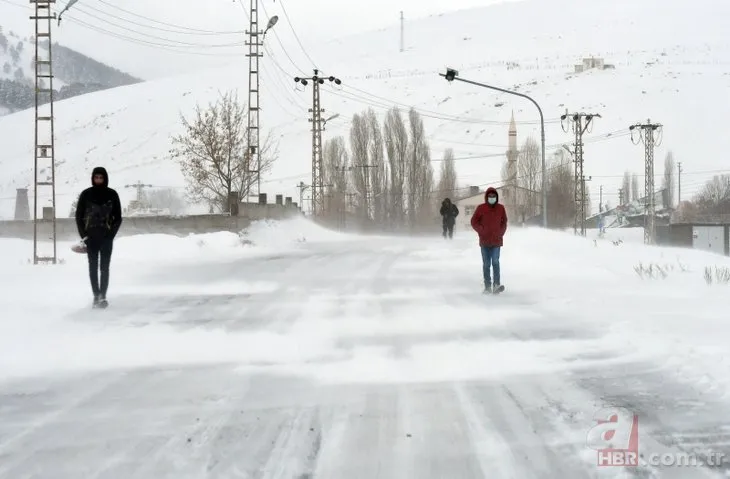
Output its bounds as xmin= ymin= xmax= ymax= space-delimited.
xmin=0 ymin=0 xmax=728 ymax=219
xmin=0 ymin=24 xmax=140 ymax=115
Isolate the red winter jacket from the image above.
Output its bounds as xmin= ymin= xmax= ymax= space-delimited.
xmin=470 ymin=187 xmax=508 ymax=247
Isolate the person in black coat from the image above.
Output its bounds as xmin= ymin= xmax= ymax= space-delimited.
xmin=75 ymin=167 xmax=123 ymax=308
xmin=439 ymin=198 xmax=459 ymax=239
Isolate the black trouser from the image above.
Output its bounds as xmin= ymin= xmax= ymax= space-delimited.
xmin=442 ymin=222 xmax=454 ymax=238
xmin=86 ymin=237 xmax=113 ymax=297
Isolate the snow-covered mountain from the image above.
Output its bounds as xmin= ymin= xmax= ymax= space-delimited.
xmin=0 ymin=24 xmax=140 ymax=115
xmin=0 ymin=0 xmax=728 ymax=219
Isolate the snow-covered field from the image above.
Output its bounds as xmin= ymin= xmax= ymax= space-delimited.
xmin=0 ymin=0 xmax=729 ymax=218
xmin=1 ymin=218 xmax=730 ymax=477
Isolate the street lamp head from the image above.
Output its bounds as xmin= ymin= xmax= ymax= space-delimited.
xmin=444 ymin=67 xmax=459 ymax=82
xmin=266 ymin=15 xmax=279 ymax=30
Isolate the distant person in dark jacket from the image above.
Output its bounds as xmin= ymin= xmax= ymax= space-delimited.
xmin=470 ymin=187 xmax=508 ymax=293
xmin=440 ymin=198 xmax=459 ymax=239
xmin=75 ymin=167 xmax=122 ymax=308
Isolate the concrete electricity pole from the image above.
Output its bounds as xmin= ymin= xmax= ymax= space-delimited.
xmin=400 ymin=11 xmax=404 ymax=52
xmin=31 ymin=0 xmax=57 ymax=264
xmin=677 ymin=161 xmax=683 ymax=207
xmin=618 ymin=188 xmax=624 ymax=206
xmin=561 ymin=112 xmax=600 ymax=236
xmin=297 ymin=181 xmax=310 ymax=213
xmin=630 ymin=119 xmax=663 ymax=245
xmin=294 ymin=69 xmax=342 ymax=217
xmin=599 ymin=184 xmax=603 ymax=212
xmin=581 ymin=175 xmax=592 ymax=233
xmin=246 ymin=4 xmax=278 ymax=202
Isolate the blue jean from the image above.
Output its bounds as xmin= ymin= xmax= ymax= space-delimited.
xmin=480 ymin=246 xmax=501 ymax=286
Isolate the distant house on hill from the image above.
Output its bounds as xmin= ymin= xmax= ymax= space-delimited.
xmin=574 ymin=56 xmax=615 ymax=73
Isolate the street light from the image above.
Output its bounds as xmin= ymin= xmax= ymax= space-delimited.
xmin=264 ymin=15 xmax=278 ymax=36
xmin=322 ymin=113 xmax=340 ymax=130
xmin=440 ymin=67 xmax=547 ymax=228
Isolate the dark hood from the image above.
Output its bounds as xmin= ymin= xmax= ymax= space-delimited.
xmin=442 ymin=198 xmax=451 ymax=205
xmin=91 ymin=167 xmax=109 ymax=187
xmin=485 ymin=187 xmax=499 ymax=203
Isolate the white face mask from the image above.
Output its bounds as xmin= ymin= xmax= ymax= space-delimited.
xmin=487 ymin=196 xmax=497 ymax=205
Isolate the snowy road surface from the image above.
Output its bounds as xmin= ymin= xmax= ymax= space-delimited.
xmin=2 ymin=223 xmax=730 ymax=478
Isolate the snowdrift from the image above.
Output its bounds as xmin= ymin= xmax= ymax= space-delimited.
xmin=1 ymin=222 xmax=729 ymax=388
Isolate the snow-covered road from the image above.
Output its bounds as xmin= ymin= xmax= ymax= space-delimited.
xmin=2 ymin=222 xmax=730 ymax=478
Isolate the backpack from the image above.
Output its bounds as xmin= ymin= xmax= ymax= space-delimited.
xmin=84 ymin=200 xmax=114 ymax=236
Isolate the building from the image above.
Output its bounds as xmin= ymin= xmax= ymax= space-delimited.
xmin=574 ymin=56 xmax=611 ymax=73
xmin=656 ymin=223 xmax=730 ymax=256
xmin=456 ymin=185 xmax=539 ymax=231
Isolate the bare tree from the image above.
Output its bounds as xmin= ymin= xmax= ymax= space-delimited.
xmin=546 ymin=148 xmax=575 ymax=228
xmin=694 ymin=174 xmax=730 ymax=220
xmin=631 ymin=174 xmax=640 ymax=202
xmin=349 ymin=112 xmax=371 ymax=220
xmin=437 ymin=148 xmax=458 ymax=201
xmin=622 ymin=171 xmax=631 ymax=205
xmin=662 ymin=151 xmax=676 ymax=209
xmin=406 ymin=108 xmax=435 ymax=228
xmin=383 ymin=107 xmax=408 ymax=229
xmin=366 ymin=109 xmax=387 ymax=226
xmin=517 ymin=136 xmax=540 ymax=220
xmin=169 ymin=90 xmax=278 ymax=212
xmin=323 ymin=136 xmax=349 ymax=226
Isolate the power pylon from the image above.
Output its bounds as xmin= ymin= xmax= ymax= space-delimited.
xmin=630 ymin=119 xmax=663 ymax=245
xmin=294 ymin=69 xmax=341 ymax=217
xmin=31 ymin=0 xmax=57 ymax=264
xmin=245 ymin=5 xmax=278 ymax=202
xmin=561 ymin=111 xmax=600 ymax=236
xmin=125 ymin=181 xmax=153 ymax=203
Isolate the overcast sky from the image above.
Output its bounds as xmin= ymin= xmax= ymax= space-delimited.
xmin=2 ymin=0 xmax=523 ymax=79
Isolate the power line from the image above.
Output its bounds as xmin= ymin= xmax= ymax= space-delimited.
xmin=277 ymin=0 xmax=317 ymax=68
xmin=96 ymin=0 xmax=245 ymax=34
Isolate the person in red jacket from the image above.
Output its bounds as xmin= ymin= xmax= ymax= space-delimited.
xmin=470 ymin=187 xmax=508 ymax=293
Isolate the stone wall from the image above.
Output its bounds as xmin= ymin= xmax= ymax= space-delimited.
xmin=0 ymin=204 xmax=301 ymax=240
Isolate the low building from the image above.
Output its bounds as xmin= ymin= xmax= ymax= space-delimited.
xmin=656 ymin=223 xmax=730 ymax=256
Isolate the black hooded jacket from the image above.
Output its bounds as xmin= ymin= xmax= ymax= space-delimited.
xmin=440 ymin=198 xmax=459 ymax=225
xmin=75 ymin=167 xmax=123 ymax=240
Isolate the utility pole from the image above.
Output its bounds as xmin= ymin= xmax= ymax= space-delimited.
xmin=581 ymin=175 xmax=592 ymax=234
xmin=246 ymin=6 xmax=278 ymax=203
xmin=677 ymin=161 xmax=682 ymax=207
xmin=630 ymin=119 xmax=663 ymax=245
xmin=31 ymin=0 xmax=57 ymax=264
xmin=599 ymin=184 xmax=603 ymax=212
xmin=297 ymin=181 xmax=310 ymax=213
xmin=561 ymin=111 xmax=600 ymax=236
xmin=294 ymin=70 xmax=342 ymax=217
xmin=351 ymin=164 xmax=377 ymax=221
xmin=400 ymin=11 xmax=404 ymax=52
xmin=618 ymin=188 xmax=624 ymax=206
xmin=125 ymin=181 xmax=153 ymax=204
